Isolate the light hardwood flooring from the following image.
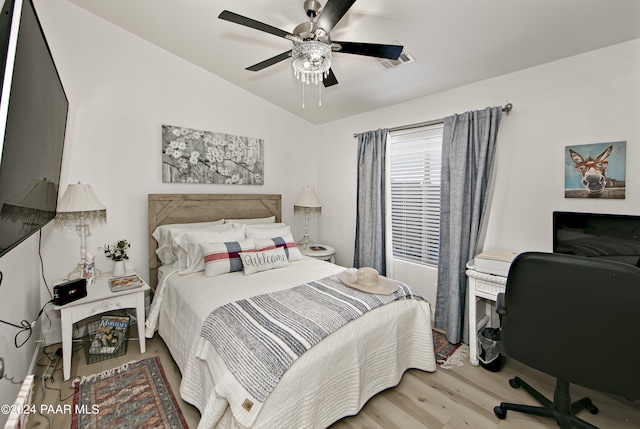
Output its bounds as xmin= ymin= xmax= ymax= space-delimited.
xmin=26 ymin=335 xmax=640 ymax=429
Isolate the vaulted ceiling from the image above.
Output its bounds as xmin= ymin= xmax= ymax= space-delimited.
xmin=67 ymin=0 xmax=640 ymax=125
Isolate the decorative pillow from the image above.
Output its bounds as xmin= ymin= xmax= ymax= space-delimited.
xmin=239 ymin=247 xmax=289 ymax=276
xmin=224 ymin=216 xmax=276 ymax=224
xmin=152 ymin=220 xmax=225 ymax=264
xmin=255 ymin=233 xmax=304 ymax=261
xmin=245 ymin=224 xmax=291 ymax=240
xmin=169 ymin=223 xmax=240 ymax=268
xmin=174 ymin=224 xmax=246 ymax=274
xmin=201 ymin=237 xmax=256 ymax=277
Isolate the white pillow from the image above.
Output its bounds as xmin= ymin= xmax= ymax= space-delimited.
xmin=152 ymin=219 xmax=224 ymax=264
xmin=245 ymin=223 xmax=290 ymax=240
xmin=224 ymin=216 xmax=276 ymax=224
xmin=254 ymin=233 xmax=304 ymax=261
xmin=201 ymin=237 xmax=256 ymax=277
xmin=174 ymin=224 xmax=246 ymax=274
xmin=168 ymin=223 xmax=238 ymax=268
xmin=240 ymin=247 xmax=289 ymax=276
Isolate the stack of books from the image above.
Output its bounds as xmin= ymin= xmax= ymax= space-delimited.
xmin=108 ymin=274 xmax=144 ymax=292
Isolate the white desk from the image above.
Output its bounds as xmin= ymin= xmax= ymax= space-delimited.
xmin=466 ymin=267 xmax=507 ymax=366
xmin=54 ymin=270 xmax=149 ymax=380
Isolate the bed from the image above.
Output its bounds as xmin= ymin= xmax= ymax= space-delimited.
xmin=145 ymin=193 xmax=436 ymax=429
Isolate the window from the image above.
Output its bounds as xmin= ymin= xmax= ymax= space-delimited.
xmin=389 ymin=124 xmax=443 ymax=266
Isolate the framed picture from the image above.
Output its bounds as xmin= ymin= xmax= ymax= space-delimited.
xmin=161 ymin=125 xmax=264 ymax=185
xmin=564 ymin=141 xmax=626 ymax=199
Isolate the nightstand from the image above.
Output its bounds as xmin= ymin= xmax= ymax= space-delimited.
xmin=301 ymin=244 xmax=335 ymax=263
xmin=54 ymin=269 xmax=149 ymax=380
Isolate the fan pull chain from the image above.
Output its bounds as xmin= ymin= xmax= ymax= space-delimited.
xmin=318 ymin=82 xmax=322 ymax=107
xmin=302 ymin=80 xmax=305 ymax=108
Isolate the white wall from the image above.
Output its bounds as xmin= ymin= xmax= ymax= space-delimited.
xmin=0 ymin=232 xmax=44 ymax=425
xmin=316 ymin=38 xmax=640 ymax=302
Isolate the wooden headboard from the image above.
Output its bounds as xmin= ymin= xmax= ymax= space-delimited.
xmin=148 ymin=193 xmax=282 ymax=288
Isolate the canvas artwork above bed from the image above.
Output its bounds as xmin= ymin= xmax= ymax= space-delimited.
xmin=161 ymin=125 xmax=265 ymax=185
xmin=145 ymin=194 xmax=436 ymax=429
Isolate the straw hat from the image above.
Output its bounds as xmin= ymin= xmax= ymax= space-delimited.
xmin=338 ymin=267 xmax=399 ymax=295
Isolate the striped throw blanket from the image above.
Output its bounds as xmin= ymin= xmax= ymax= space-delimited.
xmin=199 ymin=271 xmax=425 ymax=426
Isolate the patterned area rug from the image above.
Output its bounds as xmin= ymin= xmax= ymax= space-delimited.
xmin=433 ymin=329 xmax=469 ymax=368
xmin=72 ymin=356 xmax=188 ymax=429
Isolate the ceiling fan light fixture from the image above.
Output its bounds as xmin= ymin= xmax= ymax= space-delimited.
xmin=292 ymin=41 xmax=332 ymax=85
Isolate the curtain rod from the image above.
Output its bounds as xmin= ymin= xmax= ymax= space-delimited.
xmin=353 ymin=103 xmax=513 ymax=138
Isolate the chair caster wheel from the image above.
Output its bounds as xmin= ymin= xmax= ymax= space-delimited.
xmin=494 ymin=405 xmax=507 ymax=419
xmin=509 ymin=378 xmax=521 ymax=389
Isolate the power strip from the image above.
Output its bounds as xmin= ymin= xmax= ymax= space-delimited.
xmin=43 ymin=348 xmax=62 ymax=380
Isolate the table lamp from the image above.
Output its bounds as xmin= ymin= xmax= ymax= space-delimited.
xmin=55 ymin=183 xmax=106 ymax=279
xmin=294 ymin=186 xmax=321 ymax=249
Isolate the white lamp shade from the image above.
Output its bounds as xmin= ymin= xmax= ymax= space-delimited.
xmin=55 ymin=183 xmax=106 ymax=226
xmin=294 ymin=186 xmax=321 ymax=210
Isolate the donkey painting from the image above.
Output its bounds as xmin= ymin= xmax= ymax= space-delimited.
xmin=569 ymin=144 xmax=625 ymax=196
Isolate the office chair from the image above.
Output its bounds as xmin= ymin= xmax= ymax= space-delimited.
xmin=493 ymin=252 xmax=640 ymax=429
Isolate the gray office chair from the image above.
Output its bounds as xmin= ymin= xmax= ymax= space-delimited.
xmin=494 ymin=251 xmax=640 ymax=429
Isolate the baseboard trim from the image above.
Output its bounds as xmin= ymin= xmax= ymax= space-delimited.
xmin=28 ymin=342 xmax=41 ymax=376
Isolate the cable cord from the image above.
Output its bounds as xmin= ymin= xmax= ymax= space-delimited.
xmin=0 ymin=259 xmax=55 ymax=347
xmin=0 ymin=299 xmax=54 ymax=347
xmin=38 ymin=230 xmax=52 ymax=299
xmin=1 ymin=373 xmax=23 ymax=384
xmin=38 ymin=376 xmax=53 ymax=429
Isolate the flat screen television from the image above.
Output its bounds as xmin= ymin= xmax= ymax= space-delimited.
xmin=0 ymin=0 xmax=68 ymax=258
xmin=553 ymin=211 xmax=640 ymax=267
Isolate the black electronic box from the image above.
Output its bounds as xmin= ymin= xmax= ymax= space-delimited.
xmin=53 ymin=278 xmax=87 ymax=306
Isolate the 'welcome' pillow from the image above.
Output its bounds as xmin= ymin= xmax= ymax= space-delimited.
xmin=239 ymin=247 xmax=289 ymax=276
xmin=201 ymin=237 xmax=256 ymax=277
xmin=254 ymin=233 xmax=304 ymax=261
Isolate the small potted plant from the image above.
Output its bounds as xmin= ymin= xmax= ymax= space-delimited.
xmin=104 ymin=239 xmax=130 ymax=276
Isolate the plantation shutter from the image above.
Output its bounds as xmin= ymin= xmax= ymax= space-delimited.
xmin=389 ymin=124 xmax=443 ymax=266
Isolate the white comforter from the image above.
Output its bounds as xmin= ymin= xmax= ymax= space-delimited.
xmin=145 ymin=258 xmax=436 ymax=429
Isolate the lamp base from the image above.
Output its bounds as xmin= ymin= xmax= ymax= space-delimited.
xmin=297 ymin=235 xmax=313 ymax=250
xmin=66 ymin=262 xmax=101 ymax=283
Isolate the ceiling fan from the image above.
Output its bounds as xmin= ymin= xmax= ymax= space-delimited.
xmin=218 ymin=0 xmax=404 ymax=88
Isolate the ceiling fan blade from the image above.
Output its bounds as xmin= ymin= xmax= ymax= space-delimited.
xmin=313 ymin=0 xmax=357 ymax=35
xmin=323 ymin=68 xmax=338 ymax=87
xmin=218 ymin=10 xmax=298 ymax=41
xmin=246 ymin=51 xmax=292 ymax=72
xmin=332 ymin=41 xmax=403 ymax=60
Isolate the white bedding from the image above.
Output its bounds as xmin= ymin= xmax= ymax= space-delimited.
xmin=145 ymin=258 xmax=436 ymax=429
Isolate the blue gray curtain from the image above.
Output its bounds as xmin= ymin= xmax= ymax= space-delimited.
xmin=434 ymin=107 xmax=502 ymax=344
xmin=353 ymin=129 xmax=388 ymax=274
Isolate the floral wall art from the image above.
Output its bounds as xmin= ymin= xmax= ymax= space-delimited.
xmin=161 ymin=125 xmax=264 ymax=185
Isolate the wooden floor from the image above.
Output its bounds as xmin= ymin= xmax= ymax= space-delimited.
xmin=27 ymin=335 xmax=640 ymax=429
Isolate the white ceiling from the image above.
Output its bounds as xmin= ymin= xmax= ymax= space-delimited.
xmin=67 ymin=0 xmax=640 ymax=125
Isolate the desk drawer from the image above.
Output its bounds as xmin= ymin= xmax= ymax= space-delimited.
xmin=476 ymin=280 xmax=505 ymax=298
